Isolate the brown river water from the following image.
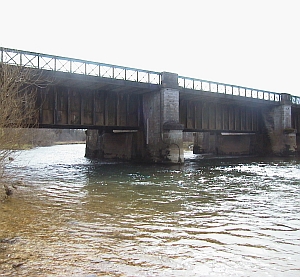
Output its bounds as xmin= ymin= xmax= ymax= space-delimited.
xmin=1 ymin=144 xmax=300 ymax=276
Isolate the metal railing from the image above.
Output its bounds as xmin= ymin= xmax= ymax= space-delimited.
xmin=291 ymin=96 xmax=300 ymax=105
xmin=0 ymin=47 xmax=161 ymax=85
xmin=178 ymin=76 xmax=284 ymax=102
xmin=1 ymin=47 xmax=300 ymax=105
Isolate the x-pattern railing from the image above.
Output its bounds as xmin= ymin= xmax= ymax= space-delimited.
xmin=0 ymin=47 xmax=161 ymax=85
xmin=1 ymin=47 xmax=300 ymax=105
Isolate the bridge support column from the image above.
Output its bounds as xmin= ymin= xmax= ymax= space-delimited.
xmin=193 ymin=132 xmax=258 ymax=156
xmin=143 ymin=72 xmax=184 ymax=163
xmin=85 ymin=129 xmax=101 ymax=158
xmin=85 ymin=129 xmax=145 ymax=160
xmin=85 ymin=72 xmax=184 ymax=164
xmin=263 ymin=93 xmax=297 ymax=156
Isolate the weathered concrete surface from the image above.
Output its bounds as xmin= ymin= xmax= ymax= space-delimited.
xmin=98 ymin=132 xmax=134 ymax=160
xmin=262 ymin=94 xmax=297 ymax=156
xmin=193 ymin=132 xmax=269 ymax=156
xmin=85 ymin=129 xmax=101 ymax=158
xmin=85 ymin=72 xmax=184 ymax=163
xmin=142 ymin=72 xmax=184 ymax=163
xmin=85 ymin=130 xmax=146 ymax=161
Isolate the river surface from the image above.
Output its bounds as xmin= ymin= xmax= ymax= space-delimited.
xmin=1 ymin=144 xmax=300 ymax=276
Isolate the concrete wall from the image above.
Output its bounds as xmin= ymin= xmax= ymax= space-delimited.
xmin=193 ymin=132 xmax=266 ymax=156
xmin=85 ymin=129 xmax=101 ymax=158
xmin=262 ymin=95 xmax=297 ymax=156
xmin=142 ymin=72 xmax=184 ymax=163
xmin=99 ymin=132 xmax=134 ymax=160
xmin=85 ymin=129 xmax=146 ymax=161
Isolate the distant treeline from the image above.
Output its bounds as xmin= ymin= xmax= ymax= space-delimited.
xmin=19 ymin=129 xmax=85 ymax=147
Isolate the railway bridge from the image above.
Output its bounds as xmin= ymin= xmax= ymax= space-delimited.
xmin=1 ymin=47 xmax=300 ymax=163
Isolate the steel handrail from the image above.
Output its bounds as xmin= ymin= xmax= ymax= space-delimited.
xmin=1 ymin=47 xmax=300 ymax=105
xmin=178 ymin=76 xmax=284 ymax=102
xmin=0 ymin=47 xmax=161 ymax=85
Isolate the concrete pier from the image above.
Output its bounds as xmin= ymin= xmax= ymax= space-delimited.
xmin=262 ymin=93 xmax=297 ymax=156
xmin=85 ymin=73 xmax=184 ymax=163
xmin=143 ymin=72 xmax=184 ymax=163
xmin=192 ymin=93 xmax=297 ymax=157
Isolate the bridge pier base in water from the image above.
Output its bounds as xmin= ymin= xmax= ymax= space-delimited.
xmin=142 ymin=72 xmax=184 ymax=163
xmin=85 ymin=129 xmax=147 ymax=161
xmin=193 ymin=132 xmax=264 ymax=156
xmin=85 ymin=72 xmax=184 ymax=163
xmin=262 ymin=93 xmax=297 ymax=156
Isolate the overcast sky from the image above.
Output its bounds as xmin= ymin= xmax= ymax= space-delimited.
xmin=1 ymin=0 xmax=299 ymax=96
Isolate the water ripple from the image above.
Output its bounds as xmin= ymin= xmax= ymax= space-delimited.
xmin=1 ymin=146 xmax=300 ymax=276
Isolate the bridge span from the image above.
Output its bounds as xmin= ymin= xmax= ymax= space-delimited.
xmin=1 ymin=47 xmax=300 ymax=163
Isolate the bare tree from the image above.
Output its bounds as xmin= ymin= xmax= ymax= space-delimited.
xmin=0 ymin=63 xmax=50 ymax=173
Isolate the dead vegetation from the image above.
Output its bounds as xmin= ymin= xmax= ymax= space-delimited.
xmin=0 ymin=63 xmax=52 ymax=174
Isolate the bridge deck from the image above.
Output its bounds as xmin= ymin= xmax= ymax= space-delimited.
xmin=1 ymin=47 xmax=300 ymax=105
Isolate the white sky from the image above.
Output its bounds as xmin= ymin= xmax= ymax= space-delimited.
xmin=1 ymin=0 xmax=299 ymax=96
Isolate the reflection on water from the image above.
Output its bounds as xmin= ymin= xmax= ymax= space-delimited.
xmin=1 ymin=144 xmax=300 ymax=276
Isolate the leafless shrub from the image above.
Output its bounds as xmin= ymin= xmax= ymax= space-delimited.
xmin=0 ymin=63 xmax=52 ymax=173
